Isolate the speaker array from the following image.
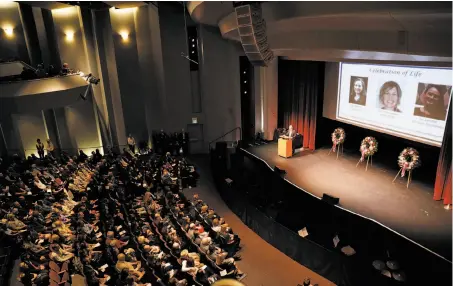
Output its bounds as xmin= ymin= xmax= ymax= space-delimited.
xmin=235 ymin=4 xmax=274 ymax=66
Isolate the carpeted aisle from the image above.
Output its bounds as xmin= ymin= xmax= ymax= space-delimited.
xmin=186 ymin=155 xmax=336 ymax=286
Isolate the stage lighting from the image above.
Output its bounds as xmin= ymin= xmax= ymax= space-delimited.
xmin=80 ymin=72 xmax=100 ymax=85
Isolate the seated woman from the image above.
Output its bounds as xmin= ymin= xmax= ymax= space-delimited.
xmin=213 ymin=249 xmax=246 ymax=280
xmin=6 ymin=213 xmax=27 ymax=232
xmin=53 ymin=220 xmax=73 ymax=239
xmin=49 ymin=234 xmax=74 ymax=253
xmin=180 ymin=251 xmax=198 ymax=277
xmin=212 ymin=219 xmax=221 ymax=233
xmin=49 ymin=246 xmax=74 ymax=262
xmin=115 ymin=253 xmax=145 ymax=280
xmin=106 ymin=231 xmax=129 ymax=250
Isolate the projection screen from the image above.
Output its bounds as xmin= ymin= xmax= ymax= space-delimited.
xmin=336 ymin=63 xmax=452 ymax=147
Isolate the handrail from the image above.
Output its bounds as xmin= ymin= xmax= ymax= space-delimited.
xmin=20 ymin=61 xmax=37 ymax=72
xmin=208 ymin=126 xmax=242 ymax=151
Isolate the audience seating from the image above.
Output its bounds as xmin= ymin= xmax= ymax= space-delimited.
xmin=0 ymin=143 xmax=245 ymax=285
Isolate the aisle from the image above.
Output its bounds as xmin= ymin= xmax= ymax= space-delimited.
xmin=186 ymin=155 xmax=336 ymax=286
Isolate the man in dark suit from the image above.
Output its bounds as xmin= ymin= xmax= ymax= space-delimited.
xmin=158 ymin=130 xmax=168 ymax=154
xmin=280 ymin=125 xmax=297 ymax=154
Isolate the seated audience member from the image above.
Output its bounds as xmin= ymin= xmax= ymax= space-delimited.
xmin=60 ymin=63 xmax=70 ymax=75
xmin=20 ymin=67 xmax=37 ymax=80
xmin=1 ymin=138 xmax=245 ymax=286
xmin=46 ymin=139 xmax=55 ymax=158
xmin=115 ymin=253 xmax=145 ymax=280
xmin=36 ymin=64 xmax=47 ymax=78
xmin=47 ymin=64 xmax=58 ymax=76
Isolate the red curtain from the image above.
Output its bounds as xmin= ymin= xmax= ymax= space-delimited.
xmin=278 ymin=60 xmax=324 ymax=150
xmin=433 ymin=101 xmax=452 ymax=204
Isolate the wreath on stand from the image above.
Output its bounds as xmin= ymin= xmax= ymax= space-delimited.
xmin=359 ymin=137 xmax=378 ymax=162
xmin=398 ymin=148 xmax=420 ymax=177
xmin=331 ymin=128 xmax=346 ymax=152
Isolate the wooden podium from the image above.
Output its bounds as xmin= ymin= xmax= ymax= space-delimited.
xmin=278 ymin=138 xmax=293 ymax=158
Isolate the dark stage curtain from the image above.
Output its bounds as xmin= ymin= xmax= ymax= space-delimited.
xmin=434 ymin=102 xmax=452 ymax=205
xmin=278 ymin=60 xmax=324 ymax=150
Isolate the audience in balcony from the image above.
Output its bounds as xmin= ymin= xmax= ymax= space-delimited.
xmin=36 ymin=64 xmax=47 ymax=78
xmin=60 ymin=63 xmax=71 ymax=76
xmin=20 ymin=67 xmax=37 ymax=80
xmin=1 ymin=60 xmax=79 ymax=83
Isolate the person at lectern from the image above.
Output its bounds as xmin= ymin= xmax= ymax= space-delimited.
xmin=414 ymin=84 xmax=449 ymax=121
xmin=280 ymin=125 xmax=296 ymax=139
xmin=280 ymin=125 xmax=297 ymax=154
xmin=349 ymin=77 xmax=368 ymax=106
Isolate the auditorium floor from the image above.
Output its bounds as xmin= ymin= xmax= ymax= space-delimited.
xmin=187 ymin=155 xmax=336 ymax=286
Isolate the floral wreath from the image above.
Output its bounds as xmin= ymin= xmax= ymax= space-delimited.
xmin=359 ymin=137 xmax=378 ymax=162
xmin=331 ymin=128 xmax=346 ymax=152
xmin=398 ymin=148 xmax=420 ymax=177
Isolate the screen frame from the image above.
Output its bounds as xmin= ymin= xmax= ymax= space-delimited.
xmin=336 ymin=62 xmax=452 ymax=147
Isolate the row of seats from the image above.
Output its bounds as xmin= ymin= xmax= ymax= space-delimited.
xmin=0 ymin=144 xmax=245 ymax=285
xmin=0 ymin=246 xmax=12 ymax=285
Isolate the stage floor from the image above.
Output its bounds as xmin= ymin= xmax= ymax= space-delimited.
xmin=242 ymin=143 xmax=452 ymax=261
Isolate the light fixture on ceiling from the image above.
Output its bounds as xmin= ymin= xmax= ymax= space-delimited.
xmin=3 ymin=26 xmax=13 ymax=37
xmin=120 ymin=30 xmax=129 ymax=41
xmin=65 ymin=30 xmax=74 ymax=42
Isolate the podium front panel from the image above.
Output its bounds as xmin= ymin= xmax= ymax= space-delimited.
xmin=278 ymin=138 xmax=292 ymax=158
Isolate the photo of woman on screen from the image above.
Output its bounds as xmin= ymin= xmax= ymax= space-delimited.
xmin=378 ymin=81 xmax=402 ymax=112
xmin=349 ymin=77 xmax=368 ymax=106
xmin=414 ymin=84 xmax=450 ymax=121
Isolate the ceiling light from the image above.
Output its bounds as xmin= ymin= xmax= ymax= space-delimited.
xmin=120 ymin=30 xmax=129 ymax=41
xmin=3 ymin=26 xmax=13 ymax=37
xmin=65 ymin=30 xmax=74 ymax=42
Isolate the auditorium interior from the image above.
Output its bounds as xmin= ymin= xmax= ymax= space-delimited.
xmin=0 ymin=1 xmax=451 ymax=286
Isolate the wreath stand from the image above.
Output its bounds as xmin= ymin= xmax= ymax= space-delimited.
xmin=392 ymin=169 xmax=412 ymax=188
xmin=356 ymin=155 xmax=373 ymax=171
xmin=328 ymin=143 xmax=344 ymax=160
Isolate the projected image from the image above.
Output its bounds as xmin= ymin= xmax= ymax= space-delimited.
xmin=378 ymin=81 xmax=402 ymax=113
xmin=336 ymin=63 xmax=452 ymax=146
xmin=413 ymin=83 xmax=452 ymax=121
xmin=349 ymin=76 xmax=368 ymax=106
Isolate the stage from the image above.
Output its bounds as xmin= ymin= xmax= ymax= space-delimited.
xmin=241 ymin=142 xmax=452 ymax=261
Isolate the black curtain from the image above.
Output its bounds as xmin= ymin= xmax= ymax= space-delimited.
xmin=278 ymin=59 xmax=325 ymax=150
